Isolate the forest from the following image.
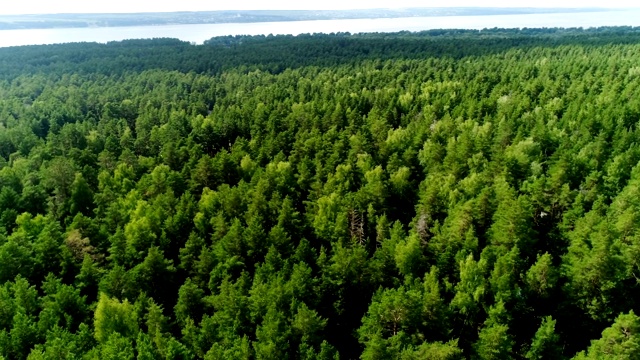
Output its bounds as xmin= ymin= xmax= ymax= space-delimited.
xmin=0 ymin=27 xmax=640 ymax=359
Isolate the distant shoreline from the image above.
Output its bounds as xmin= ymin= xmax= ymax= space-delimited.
xmin=0 ymin=8 xmax=617 ymax=31
xmin=2 ymin=10 xmax=639 ymax=48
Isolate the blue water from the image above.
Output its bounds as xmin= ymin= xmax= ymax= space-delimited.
xmin=0 ymin=10 xmax=639 ymax=47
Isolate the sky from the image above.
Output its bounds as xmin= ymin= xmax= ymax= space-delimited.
xmin=0 ymin=0 xmax=633 ymax=15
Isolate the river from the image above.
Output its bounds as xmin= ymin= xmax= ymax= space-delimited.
xmin=0 ymin=9 xmax=639 ymax=48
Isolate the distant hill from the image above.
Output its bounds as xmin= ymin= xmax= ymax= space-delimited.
xmin=0 ymin=8 xmax=611 ymax=30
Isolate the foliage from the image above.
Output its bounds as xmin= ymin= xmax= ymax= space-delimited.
xmin=0 ymin=27 xmax=640 ymax=358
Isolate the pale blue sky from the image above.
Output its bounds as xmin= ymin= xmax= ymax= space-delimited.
xmin=0 ymin=0 xmax=632 ymax=15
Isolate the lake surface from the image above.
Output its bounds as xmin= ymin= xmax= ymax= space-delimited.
xmin=1 ymin=10 xmax=639 ymax=48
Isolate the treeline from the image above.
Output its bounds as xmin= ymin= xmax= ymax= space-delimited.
xmin=2 ymin=27 xmax=640 ymax=80
xmin=1 ymin=28 xmax=640 ymax=359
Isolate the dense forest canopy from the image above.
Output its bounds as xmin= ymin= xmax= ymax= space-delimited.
xmin=1 ymin=28 xmax=640 ymax=359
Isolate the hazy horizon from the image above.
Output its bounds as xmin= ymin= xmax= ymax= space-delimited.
xmin=0 ymin=1 xmax=634 ymax=16
xmin=1 ymin=9 xmax=639 ymax=48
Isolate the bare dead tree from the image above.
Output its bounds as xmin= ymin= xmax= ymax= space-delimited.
xmin=416 ymin=211 xmax=432 ymax=245
xmin=349 ymin=208 xmax=365 ymax=245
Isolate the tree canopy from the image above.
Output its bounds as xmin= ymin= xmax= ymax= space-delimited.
xmin=0 ymin=27 xmax=640 ymax=359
